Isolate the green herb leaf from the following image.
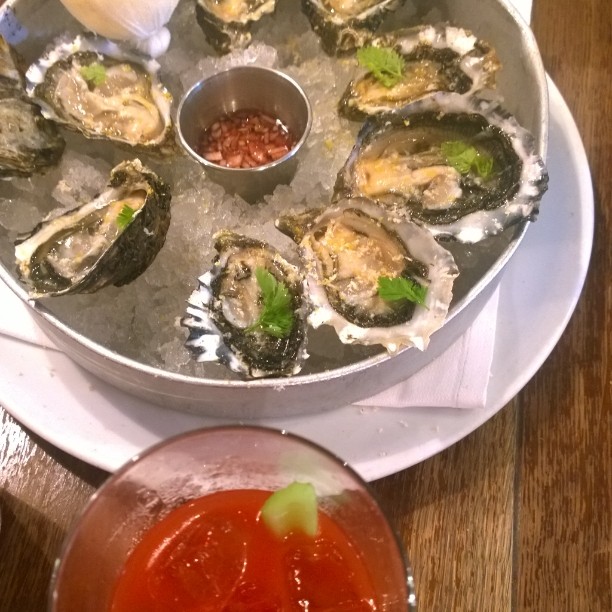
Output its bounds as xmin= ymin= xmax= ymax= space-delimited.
xmin=261 ymin=482 xmax=318 ymax=539
xmin=441 ymin=140 xmax=494 ymax=179
xmin=378 ymin=276 xmax=428 ymax=307
xmin=80 ymin=62 xmax=107 ymax=87
xmin=474 ymin=153 xmax=494 ymax=178
xmin=116 ymin=204 xmax=136 ymax=230
xmin=356 ymin=46 xmax=405 ymax=88
xmin=246 ymin=267 xmax=294 ymax=338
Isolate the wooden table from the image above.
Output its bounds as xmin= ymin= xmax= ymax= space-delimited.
xmin=1 ymin=0 xmax=610 ymax=609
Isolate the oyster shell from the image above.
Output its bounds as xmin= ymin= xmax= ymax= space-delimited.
xmin=0 ymin=36 xmax=25 ymax=91
xmin=302 ymin=0 xmax=405 ymax=55
xmin=0 ymin=36 xmax=65 ymax=178
xmin=339 ymin=25 xmax=501 ymax=120
xmin=181 ymin=230 xmax=308 ymax=378
xmin=334 ymin=93 xmax=549 ymax=243
xmin=25 ymin=36 xmax=175 ymax=156
xmin=276 ymin=198 xmax=458 ymax=352
xmin=15 ymin=158 xmax=171 ymax=297
xmin=196 ymin=0 xmax=277 ymax=54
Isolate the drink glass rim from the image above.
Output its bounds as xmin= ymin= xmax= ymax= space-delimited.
xmin=49 ymin=424 xmax=417 ymax=610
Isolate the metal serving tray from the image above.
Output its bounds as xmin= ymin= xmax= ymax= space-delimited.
xmin=0 ymin=0 xmax=547 ymax=417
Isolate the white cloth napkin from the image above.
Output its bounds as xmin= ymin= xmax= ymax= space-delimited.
xmin=355 ymin=286 xmax=500 ymax=409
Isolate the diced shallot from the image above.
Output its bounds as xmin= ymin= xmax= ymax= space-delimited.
xmin=196 ymin=108 xmax=297 ymax=169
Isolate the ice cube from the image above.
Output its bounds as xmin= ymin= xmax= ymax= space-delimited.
xmin=285 ymin=539 xmax=376 ymax=611
xmin=147 ymin=514 xmax=249 ymax=609
xmin=221 ymin=581 xmax=283 ymax=612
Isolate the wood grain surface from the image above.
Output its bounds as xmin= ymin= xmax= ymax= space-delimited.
xmin=1 ymin=0 xmax=610 ymax=610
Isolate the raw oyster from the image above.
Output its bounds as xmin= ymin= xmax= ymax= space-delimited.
xmin=25 ymin=36 xmax=175 ymax=156
xmin=0 ymin=36 xmax=65 ymax=178
xmin=339 ymin=25 xmax=501 ymax=120
xmin=334 ymin=93 xmax=549 ymax=243
xmin=302 ymin=0 xmax=405 ymax=55
xmin=276 ymin=198 xmax=458 ymax=352
xmin=15 ymin=159 xmax=171 ymax=297
xmin=196 ymin=0 xmax=277 ymax=54
xmin=181 ymin=230 xmax=308 ymax=378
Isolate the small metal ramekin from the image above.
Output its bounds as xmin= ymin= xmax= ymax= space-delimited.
xmin=176 ymin=65 xmax=312 ymax=203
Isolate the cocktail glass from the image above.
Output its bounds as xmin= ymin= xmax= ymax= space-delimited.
xmin=49 ymin=426 xmax=417 ymax=610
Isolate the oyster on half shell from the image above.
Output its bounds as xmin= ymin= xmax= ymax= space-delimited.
xmin=335 ymin=93 xmax=549 ymax=243
xmin=339 ymin=25 xmax=501 ymax=120
xmin=25 ymin=36 xmax=175 ymax=156
xmin=196 ymin=0 xmax=277 ymax=54
xmin=276 ymin=198 xmax=458 ymax=352
xmin=302 ymin=0 xmax=405 ymax=55
xmin=181 ymin=231 xmax=308 ymax=379
xmin=15 ymin=159 xmax=171 ymax=297
xmin=0 ymin=36 xmax=65 ymax=178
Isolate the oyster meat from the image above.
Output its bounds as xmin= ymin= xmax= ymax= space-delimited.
xmin=25 ymin=36 xmax=175 ymax=156
xmin=276 ymin=198 xmax=458 ymax=352
xmin=15 ymin=159 xmax=171 ymax=297
xmin=339 ymin=25 xmax=501 ymax=120
xmin=181 ymin=230 xmax=308 ymax=378
xmin=302 ymin=0 xmax=405 ymax=55
xmin=196 ymin=0 xmax=277 ymax=54
xmin=335 ymin=93 xmax=549 ymax=242
xmin=0 ymin=36 xmax=65 ymax=178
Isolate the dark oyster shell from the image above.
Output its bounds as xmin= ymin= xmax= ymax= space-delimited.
xmin=0 ymin=36 xmax=25 ymax=91
xmin=181 ymin=230 xmax=308 ymax=378
xmin=339 ymin=24 xmax=501 ymax=121
xmin=0 ymin=36 xmax=64 ymax=178
xmin=26 ymin=36 xmax=176 ymax=157
xmin=301 ymin=0 xmax=406 ymax=55
xmin=335 ymin=93 xmax=549 ymax=243
xmin=195 ymin=0 xmax=277 ymax=54
xmin=277 ymin=198 xmax=458 ymax=352
xmin=15 ymin=159 xmax=171 ymax=297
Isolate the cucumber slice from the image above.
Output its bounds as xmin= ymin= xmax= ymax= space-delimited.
xmin=260 ymin=482 xmax=318 ymax=538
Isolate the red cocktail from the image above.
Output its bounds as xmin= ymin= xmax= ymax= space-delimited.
xmin=110 ymin=488 xmax=380 ymax=610
xmin=50 ymin=427 xmax=415 ymax=611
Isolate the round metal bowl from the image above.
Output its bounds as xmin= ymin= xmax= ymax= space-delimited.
xmin=0 ymin=0 xmax=548 ymax=418
xmin=176 ymin=65 xmax=313 ymax=203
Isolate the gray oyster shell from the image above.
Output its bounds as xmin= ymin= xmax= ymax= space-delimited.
xmin=0 ymin=36 xmax=65 ymax=178
xmin=25 ymin=36 xmax=176 ymax=156
xmin=334 ymin=92 xmax=549 ymax=243
xmin=276 ymin=198 xmax=458 ymax=352
xmin=15 ymin=159 xmax=171 ymax=297
xmin=196 ymin=0 xmax=277 ymax=54
xmin=339 ymin=24 xmax=501 ymax=121
xmin=302 ymin=0 xmax=406 ymax=55
xmin=181 ymin=230 xmax=309 ymax=378
xmin=0 ymin=36 xmax=25 ymax=91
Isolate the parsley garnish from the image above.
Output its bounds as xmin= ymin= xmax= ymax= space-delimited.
xmin=80 ymin=62 xmax=107 ymax=87
xmin=116 ymin=204 xmax=136 ymax=230
xmin=356 ymin=46 xmax=405 ymax=88
xmin=441 ymin=140 xmax=494 ymax=179
xmin=246 ymin=267 xmax=294 ymax=338
xmin=378 ymin=276 xmax=428 ymax=307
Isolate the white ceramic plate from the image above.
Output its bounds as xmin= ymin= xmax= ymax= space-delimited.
xmin=0 ymin=79 xmax=593 ymax=481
